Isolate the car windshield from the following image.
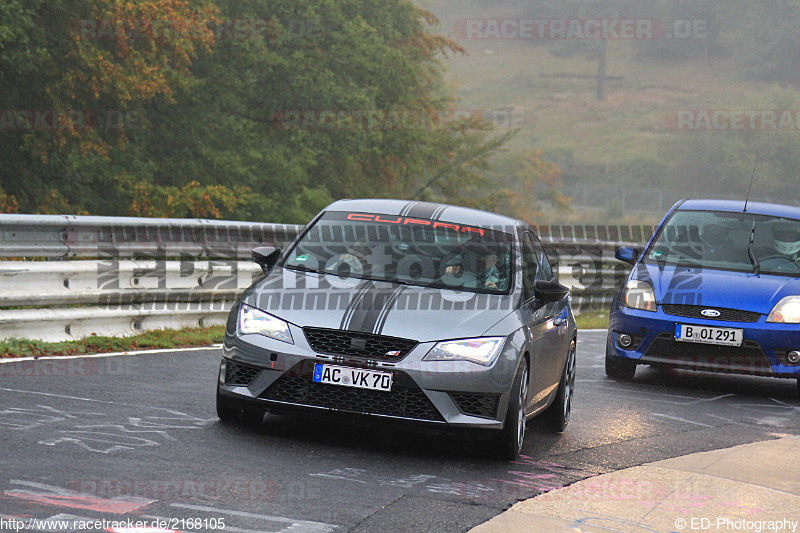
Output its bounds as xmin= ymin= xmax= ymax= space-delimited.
xmin=283 ymin=211 xmax=514 ymax=294
xmin=644 ymin=209 xmax=800 ymax=276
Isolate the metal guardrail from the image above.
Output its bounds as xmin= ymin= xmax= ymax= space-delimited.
xmin=0 ymin=214 xmax=301 ymax=258
xmin=0 ymin=214 xmax=649 ymax=342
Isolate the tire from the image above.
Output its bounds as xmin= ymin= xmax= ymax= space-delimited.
xmin=605 ymin=349 xmax=636 ymax=380
xmin=546 ymin=340 xmax=576 ymax=432
xmin=494 ymin=359 xmax=529 ymax=461
xmin=796 ymin=378 xmax=799 ymax=398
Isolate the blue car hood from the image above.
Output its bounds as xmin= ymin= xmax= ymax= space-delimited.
xmin=242 ymin=269 xmax=517 ymax=342
xmin=633 ymin=263 xmax=800 ymax=314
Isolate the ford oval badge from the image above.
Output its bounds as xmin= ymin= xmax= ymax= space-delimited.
xmin=701 ymin=309 xmax=721 ymax=317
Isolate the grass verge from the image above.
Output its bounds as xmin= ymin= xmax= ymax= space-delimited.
xmin=575 ymin=312 xmax=610 ymax=330
xmin=0 ymin=326 xmax=225 ymax=359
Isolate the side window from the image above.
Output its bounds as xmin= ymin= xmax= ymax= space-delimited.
xmin=532 ymin=235 xmax=554 ymax=281
xmin=520 ymin=232 xmax=539 ymax=300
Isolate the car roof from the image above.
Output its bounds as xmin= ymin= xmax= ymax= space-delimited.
xmin=676 ymin=199 xmax=800 ymax=219
xmin=323 ymin=199 xmax=523 ymax=230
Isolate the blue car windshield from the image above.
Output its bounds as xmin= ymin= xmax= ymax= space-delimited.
xmin=284 ymin=211 xmax=515 ymax=294
xmin=644 ymin=210 xmax=800 ymax=276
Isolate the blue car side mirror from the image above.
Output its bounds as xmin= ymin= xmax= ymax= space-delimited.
xmin=615 ymin=246 xmax=640 ymax=265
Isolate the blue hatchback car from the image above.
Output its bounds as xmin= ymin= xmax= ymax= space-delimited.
xmin=607 ymin=199 xmax=800 ymax=394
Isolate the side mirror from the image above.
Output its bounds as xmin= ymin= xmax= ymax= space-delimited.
xmin=252 ymin=246 xmax=281 ymax=274
xmin=534 ymin=279 xmax=569 ymax=303
xmin=615 ymin=246 xmax=640 ymax=265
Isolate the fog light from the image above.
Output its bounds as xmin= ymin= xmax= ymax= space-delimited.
xmin=788 ymin=351 xmax=800 ymax=364
xmin=618 ymin=334 xmax=633 ymax=348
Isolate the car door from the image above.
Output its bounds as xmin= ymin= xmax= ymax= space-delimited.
xmin=518 ymin=230 xmax=555 ymax=410
xmin=531 ymin=233 xmax=571 ymax=391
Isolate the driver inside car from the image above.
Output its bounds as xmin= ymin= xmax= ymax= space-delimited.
xmin=444 ymin=247 xmax=503 ymax=289
xmin=771 ymin=221 xmax=800 ymax=262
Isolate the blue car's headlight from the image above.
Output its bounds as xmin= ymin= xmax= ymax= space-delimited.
xmin=767 ymin=296 xmax=800 ymax=324
xmin=423 ymin=337 xmax=506 ymax=366
xmin=622 ymin=280 xmax=656 ymax=312
xmin=238 ymin=304 xmax=294 ymax=344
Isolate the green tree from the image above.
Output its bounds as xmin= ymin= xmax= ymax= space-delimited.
xmin=1 ymin=0 xmax=514 ymax=222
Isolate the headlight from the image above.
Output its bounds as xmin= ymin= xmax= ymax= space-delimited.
xmin=423 ymin=337 xmax=506 ymax=366
xmin=238 ymin=304 xmax=294 ymax=344
xmin=622 ymin=280 xmax=656 ymax=312
xmin=767 ymin=296 xmax=800 ymax=323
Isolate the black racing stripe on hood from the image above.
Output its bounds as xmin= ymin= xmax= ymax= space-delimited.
xmin=339 ymin=281 xmax=372 ymax=330
xmin=345 ymin=283 xmax=405 ymax=334
xmin=405 ymin=201 xmax=441 ymax=220
xmin=374 ymin=285 xmax=406 ymax=334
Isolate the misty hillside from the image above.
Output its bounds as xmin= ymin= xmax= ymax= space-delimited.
xmin=425 ymin=0 xmax=800 ymax=222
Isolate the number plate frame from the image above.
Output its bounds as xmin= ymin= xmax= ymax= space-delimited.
xmin=674 ymin=324 xmax=743 ymax=347
xmin=312 ymin=363 xmax=393 ymax=392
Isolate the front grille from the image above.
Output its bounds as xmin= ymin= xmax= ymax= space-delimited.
xmin=450 ymin=393 xmax=500 ymax=419
xmin=303 ymin=327 xmax=418 ymax=361
xmin=225 ymin=361 xmax=262 ymax=386
xmin=642 ymin=333 xmax=772 ymax=374
xmin=260 ymin=360 xmax=443 ymax=422
xmin=662 ymin=304 xmax=761 ymax=323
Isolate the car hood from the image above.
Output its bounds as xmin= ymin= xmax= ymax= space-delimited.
xmin=241 ymin=269 xmax=517 ymax=342
xmin=634 ymin=262 xmax=800 ymax=314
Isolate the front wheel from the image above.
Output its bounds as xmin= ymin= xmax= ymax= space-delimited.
xmin=546 ymin=340 xmax=576 ymax=432
xmin=494 ymin=359 xmax=529 ymax=461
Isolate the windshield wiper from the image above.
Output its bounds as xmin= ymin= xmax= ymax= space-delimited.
xmin=747 ymin=219 xmax=761 ymax=275
xmin=284 ymin=264 xmax=325 ymax=275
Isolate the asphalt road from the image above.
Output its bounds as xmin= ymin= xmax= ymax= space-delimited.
xmin=1 ymin=330 xmax=798 ymax=533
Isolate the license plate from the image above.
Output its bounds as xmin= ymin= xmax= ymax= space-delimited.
xmin=674 ymin=324 xmax=743 ymax=347
xmin=312 ymin=364 xmax=393 ymax=392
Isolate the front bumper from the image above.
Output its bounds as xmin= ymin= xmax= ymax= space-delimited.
xmin=608 ymin=305 xmax=800 ymax=378
xmin=218 ymin=323 xmax=525 ymax=430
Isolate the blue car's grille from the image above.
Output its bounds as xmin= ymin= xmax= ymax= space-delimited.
xmin=642 ymin=333 xmax=772 ymax=374
xmin=661 ymin=304 xmax=761 ymax=323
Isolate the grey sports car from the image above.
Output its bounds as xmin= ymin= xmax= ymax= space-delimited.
xmin=216 ymin=199 xmax=577 ymax=459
